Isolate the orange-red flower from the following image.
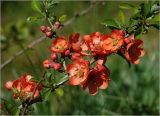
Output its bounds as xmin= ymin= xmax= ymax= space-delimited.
xmin=82 ymin=64 xmax=110 ymax=96
xmin=5 ymin=74 xmax=42 ymax=100
xmin=83 ymin=32 xmax=109 ymax=55
xmin=102 ymin=29 xmax=124 ymax=53
xmin=69 ymin=33 xmax=89 ymax=55
xmin=51 ymin=36 xmax=69 ymax=53
xmin=126 ymin=39 xmax=145 ymax=64
xmin=69 ymin=33 xmax=82 ymax=52
xmin=66 ymin=59 xmax=90 ymax=86
xmin=124 ymin=34 xmax=134 ymax=45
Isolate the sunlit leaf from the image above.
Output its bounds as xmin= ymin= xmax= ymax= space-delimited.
xmin=27 ymin=16 xmax=42 ymax=22
xmin=118 ymin=10 xmax=125 ymax=25
xmin=119 ymin=3 xmax=135 ymax=9
xmin=55 ymin=88 xmax=64 ymax=97
xmin=152 ymin=15 xmax=160 ymax=22
xmin=15 ymin=109 xmax=20 ymax=116
xmin=59 ymin=15 xmax=67 ymax=22
xmin=31 ymin=0 xmax=43 ymax=15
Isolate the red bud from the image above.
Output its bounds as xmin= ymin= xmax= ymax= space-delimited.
xmin=65 ymin=50 xmax=70 ymax=56
xmin=4 ymin=81 xmax=13 ymax=91
xmin=50 ymin=53 xmax=57 ymax=60
xmin=46 ymin=31 xmax=52 ymax=38
xmin=40 ymin=26 xmax=46 ymax=33
xmin=51 ymin=62 xmax=62 ymax=70
xmin=46 ymin=26 xmax=51 ymax=32
xmin=43 ymin=60 xmax=51 ymax=68
xmin=53 ymin=21 xmax=60 ymax=30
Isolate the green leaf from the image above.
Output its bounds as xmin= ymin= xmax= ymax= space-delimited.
xmin=15 ymin=109 xmax=20 ymax=116
xmin=141 ymin=3 xmax=151 ymax=17
xmin=118 ymin=10 xmax=125 ymax=25
xmin=43 ymin=89 xmax=52 ymax=101
xmin=135 ymin=26 xmax=144 ymax=37
xmin=1 ymin=99 xmax=19 ymax=115
xmin=152 ymin=15 xmax=160 ymax=22
xmin=101 ymin=19 xmax=121 ymax=29
xmin=119 ymin=3 xmax=135 ymax=10
xmin=26 ymin=16 xmax=41 ymax=22
xmin=119 ymin=3 xmax=138 ymax=14
xmin=31 ymin=0 xmax=43 ymax=15
xmin=55 ymin=88 xmax=64 ymax=97
xmin=131 ymin=12 xmax=142 ymax=20
xmin=50 ymin=16 xmax=55 ymax=23
xmin=59 ymin=15 xmax=67 ymax=22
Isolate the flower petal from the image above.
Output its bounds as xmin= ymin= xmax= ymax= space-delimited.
xmin=4 ymin=81 xmax=13 ymax=91
xmin=99 ymin=80 xmax=109 ymax=89
xmin=69 ymin=76 xmax=82 ymax=86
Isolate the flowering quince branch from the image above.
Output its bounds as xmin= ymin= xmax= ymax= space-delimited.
xmin=2 ymin=1 xmax=159 ymax=115
xmin=0 ymin=1 xmax=97 ymax=70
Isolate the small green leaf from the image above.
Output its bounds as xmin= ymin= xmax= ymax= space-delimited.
xmin=101 ymin=19 xmax=121 ymax=29
xmin=50 ymin=16 xmax=55 ymax=23
xmin=59 ymin=15 xmax=67 ymax=22
xmin=118 ymin=10 xmax=125 ymax=25
xmin=31 ymin=0 xmax=43 ymax=15
xmin=27 ymin=16 xmax=40 ymax=22
xmin=48 ymin=0 xmax=59 ymax=9
xmin=55 ymin=88 xmax=64 ymax=97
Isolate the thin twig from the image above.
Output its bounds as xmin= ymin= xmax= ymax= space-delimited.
xmin=1 ymin=36 xmax=46 ymax=69
xmin=1 ymin=2 xmax=96 ymax=70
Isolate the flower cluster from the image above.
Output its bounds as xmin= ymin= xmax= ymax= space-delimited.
xmin=40 ymin=21 xmax=61 ymax=38
xmin=42 ymin=29 xmax=145 ymax=95
xmin=4 ymin=74 xmax=42 ymax=100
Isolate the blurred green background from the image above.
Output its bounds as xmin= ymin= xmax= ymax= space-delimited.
xmin=1 ymin=1 xmax=159 ymax=115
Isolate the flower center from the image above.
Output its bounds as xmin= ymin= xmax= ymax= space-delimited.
xmin=76 ymin=69 xmax=84 ymax=78
xmin=112 ymin=38 xmax=118 ymax=46
xmin=57 ymin=46 xmax=64 ymax=50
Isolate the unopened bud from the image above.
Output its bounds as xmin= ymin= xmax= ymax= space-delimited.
xmin=53 ymin=21 xmax=60 ymax=30
xmin=50 ymin=53 xmax=57 ymax=60
xmin=65 ymin=50 xmax=70 ymax=56
xmin=40 ymin=26 xmax=46 ymax=33
xmin=45 ymin=31 xmax=52 ymax=38
xmin=51 ymin=62 xmax=62 ymax=70
xmin=46 ymin=26 xmax=51 ymax=32
xmin=4 ymin=81 xmax=13 ymax=91
xmin=43 ymin=60 xmax=51 ymax=68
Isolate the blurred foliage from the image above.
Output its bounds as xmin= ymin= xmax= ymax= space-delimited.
xmin=1 ymin=1 xmax=159 ymax=115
